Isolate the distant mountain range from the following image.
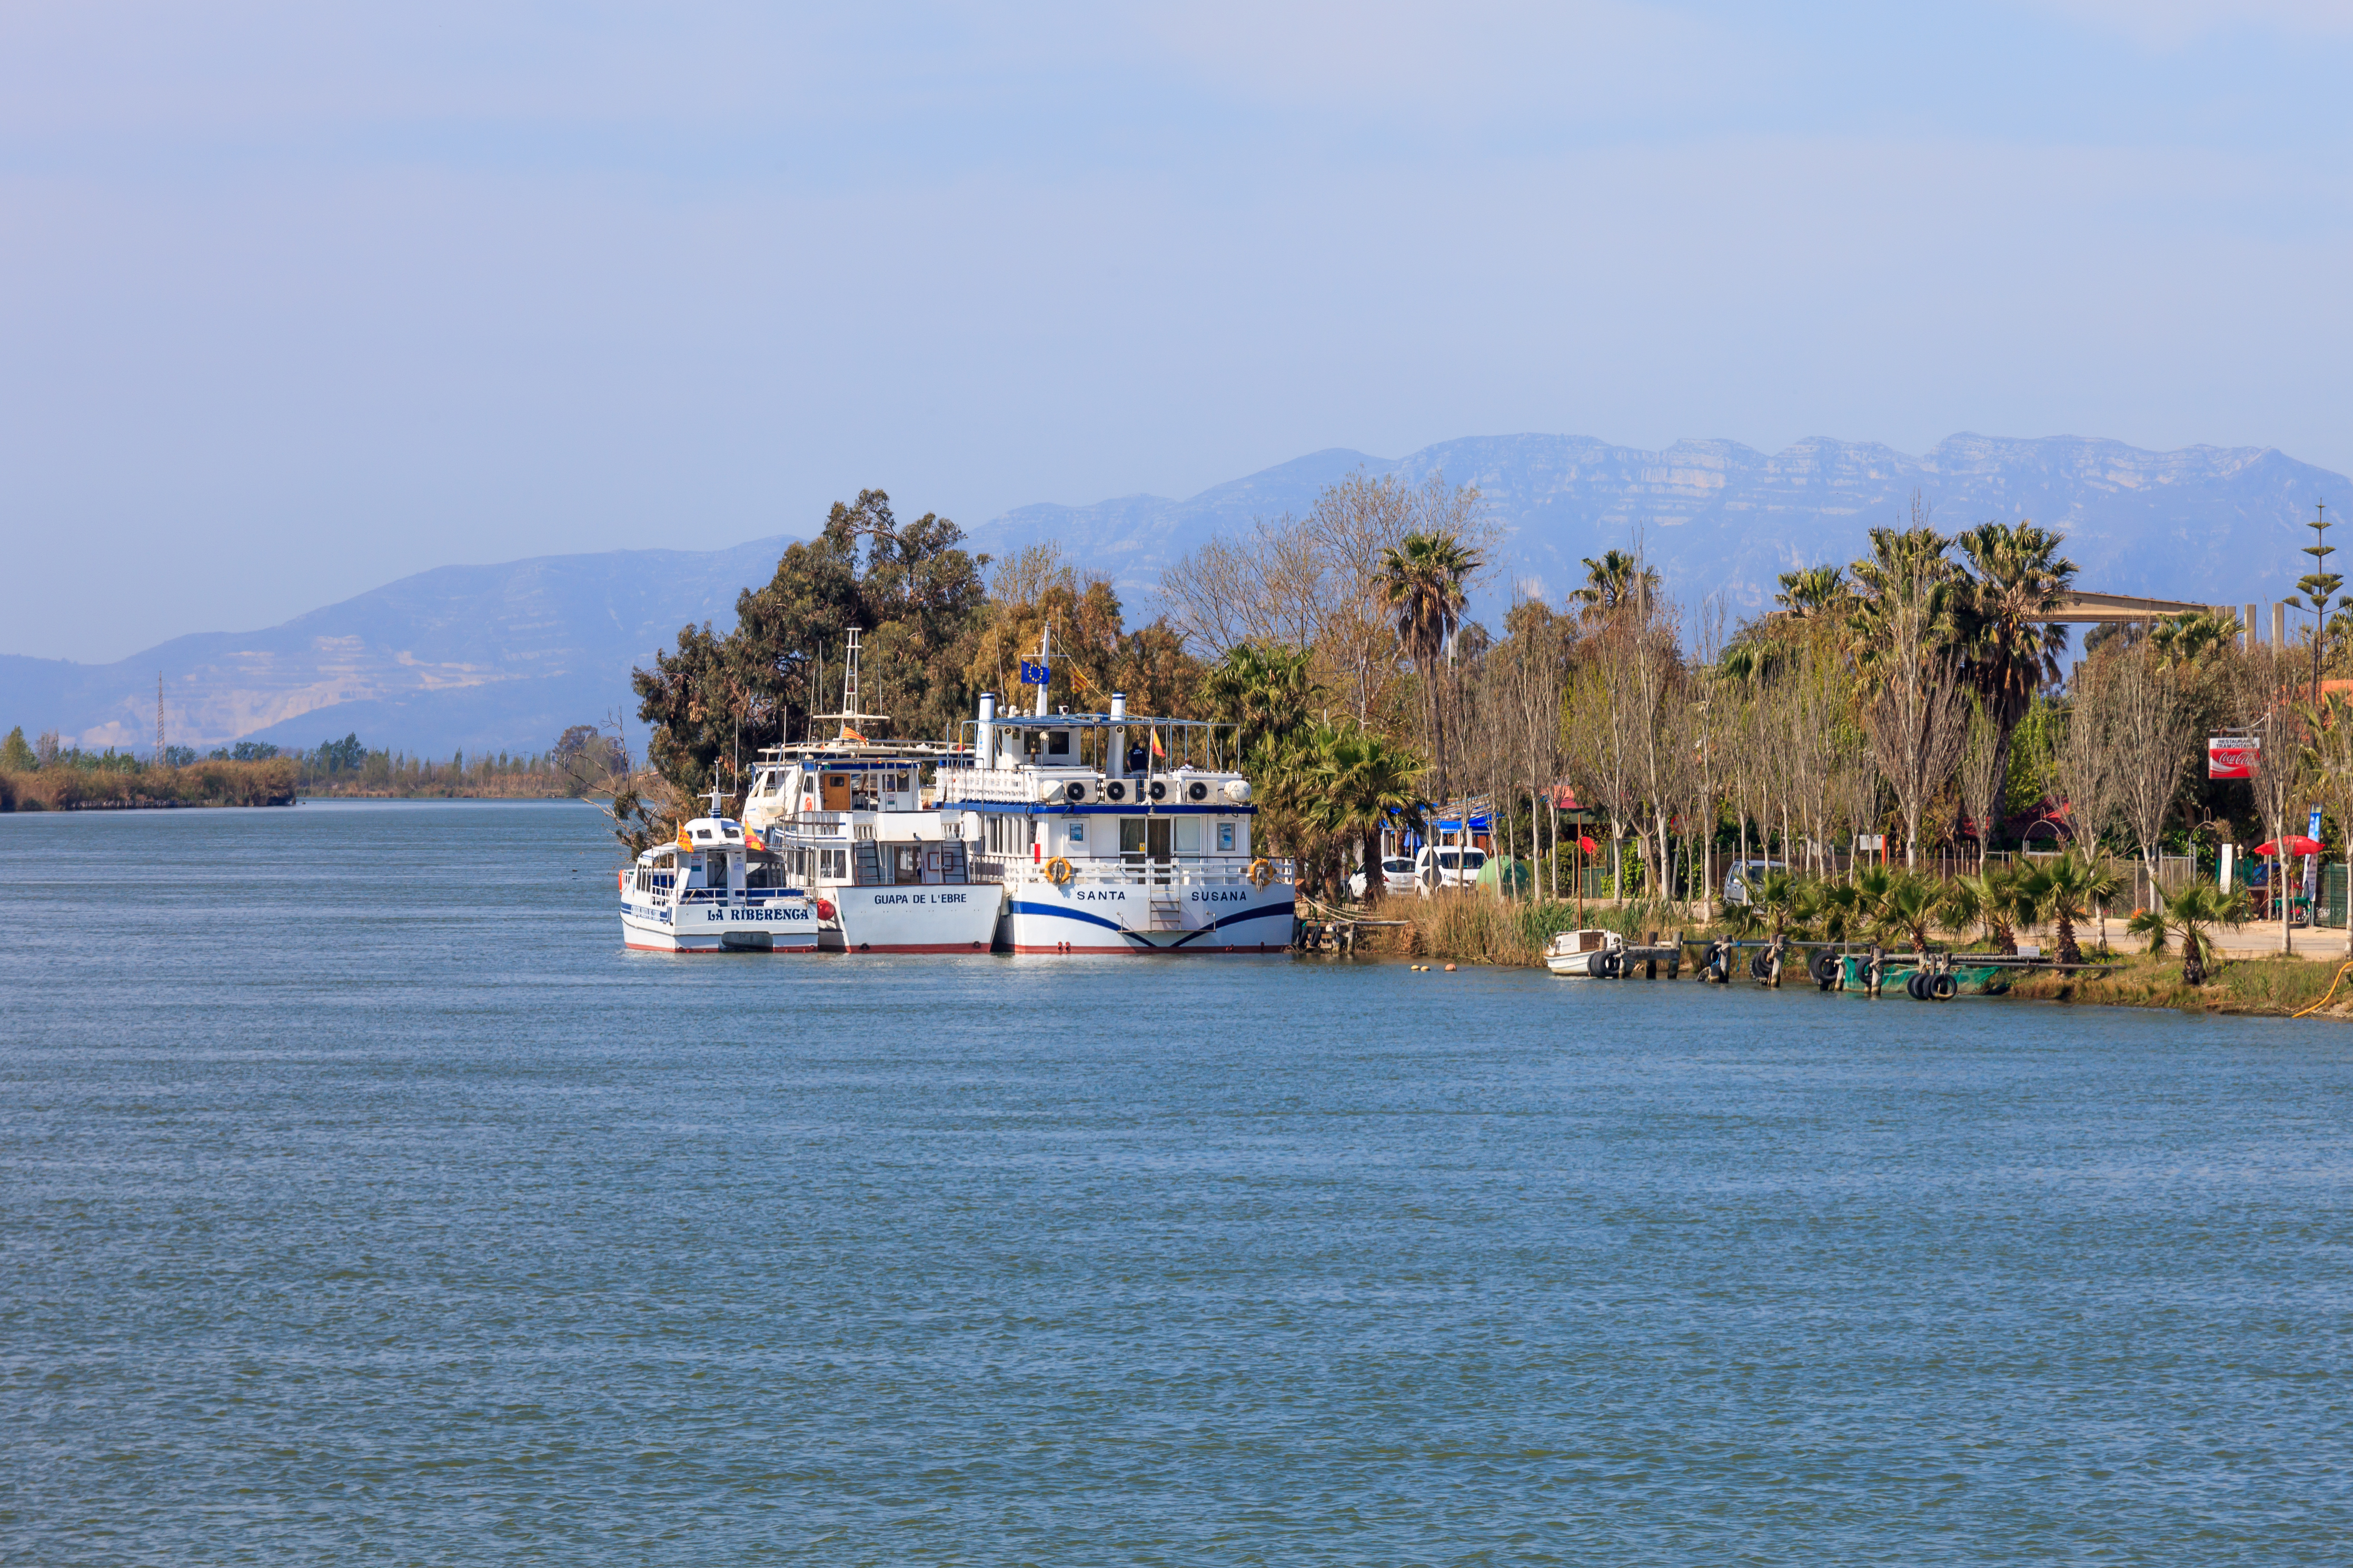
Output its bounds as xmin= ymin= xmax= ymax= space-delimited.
xmin=0 ymin=537 xmax=794 ymax=757
xmin=971 ymin=432 xmax=2343 ymax=624
xmin=7 ymin=432 xmax=2342 ymax=755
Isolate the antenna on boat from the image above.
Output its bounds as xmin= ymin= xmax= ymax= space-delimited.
xmin=807 ymin=625 xmax=892 ymax=742
xmin=1035 ymin=623 xmax=1052 ymax=718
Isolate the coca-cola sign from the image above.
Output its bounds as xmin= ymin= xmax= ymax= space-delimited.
xmin=2208 ymin=737 xmax=2259 ymax=780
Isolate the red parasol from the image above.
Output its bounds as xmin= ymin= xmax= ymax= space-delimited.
xmin=2253 ymin=835 xmax=2325 ymax=857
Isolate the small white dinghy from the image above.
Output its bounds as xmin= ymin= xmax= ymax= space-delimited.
xmin=1544 ymin=928 xmax=1626 ymax=977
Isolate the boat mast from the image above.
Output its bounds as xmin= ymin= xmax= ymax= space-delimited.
xmin=840 ymin=627 xmax=860 ymax=741
xmin=1035 ymin=623 xmax=1051 ymax=718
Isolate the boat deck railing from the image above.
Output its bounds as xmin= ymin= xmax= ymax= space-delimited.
xmin=674 ymin=887 xmax=807 ymax=905
xmin=938 ymin=767 xmax=1063 ymax=804
xmin=971 ymin=853 xmax=1293 ymax=888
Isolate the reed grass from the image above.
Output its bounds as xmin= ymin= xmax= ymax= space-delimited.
xmin=0 ymin=759 xmax=298 ymax=811
xmin=1369 ymin=892 xmax=1694 ymax=967
xmin=2004 ymin=952 xmax=2350 ymax=1016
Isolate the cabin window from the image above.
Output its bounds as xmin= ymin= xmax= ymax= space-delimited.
xmin=1121 ymin=818 xmax=1147 ymax=856
xmin=1067 ymin=821 xmax=1086 ymax=845
xmin=1174 ymin=817 xmax=1200 ymax=854
xmin=1046 ymin=729 xmax=1070 ymax=757
xmin=1217 ymin=822 xmax=1235 ymax=853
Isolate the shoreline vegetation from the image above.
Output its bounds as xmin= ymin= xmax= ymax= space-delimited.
xmin=0 ymin=757 xmax=296 ymax=811
xmin=1339 ymin=890 xmax=2353 ymax=1017
xmin=0 ymin=725 xmax=622 ymax=810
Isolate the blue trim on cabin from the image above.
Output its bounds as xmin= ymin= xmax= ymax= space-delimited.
xmin=958 ymin=801 xmax=1256 ymax=817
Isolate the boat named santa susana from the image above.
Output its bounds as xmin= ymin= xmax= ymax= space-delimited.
xmin=939 ymin=683 xmax=1294 ymax=954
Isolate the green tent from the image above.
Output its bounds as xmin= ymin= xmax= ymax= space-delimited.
xmin=1474 ymin=855 xmax=1534 ymax=896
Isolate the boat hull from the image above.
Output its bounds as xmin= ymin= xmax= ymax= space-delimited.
xmin=997 ymin=878 xmax=1295 ymax=953
xmin=822 ymin=884 xmax=1002 ymax=953
xmin=621 ymin=898 xmax=820 ymax=953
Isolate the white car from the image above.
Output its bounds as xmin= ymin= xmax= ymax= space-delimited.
xmin=1414 ymin=846 xmax=1487 ymax=893
xmin=1348 ymin=856 xmax=1419 ymax=900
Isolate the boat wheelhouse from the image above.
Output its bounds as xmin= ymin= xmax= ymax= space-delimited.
xmin=938 ymin=688 xmax=1294 ymax=954
xmin=620 ymin=807 xmax=819 ymax=953
xmin=737 ymin=629 xmax=1000 ymax=954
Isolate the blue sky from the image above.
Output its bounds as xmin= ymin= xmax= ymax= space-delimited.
xmin=4 ymin=2 xmax=2350 ymax=661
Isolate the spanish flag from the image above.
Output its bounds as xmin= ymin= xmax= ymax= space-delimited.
xmin=1149 ymin=729 xmax=1165 ymax=760
xmin=743 ymin=825 xmax=767 ymax=853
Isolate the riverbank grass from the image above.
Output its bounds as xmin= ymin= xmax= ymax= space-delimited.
xmin=1 ymin=758 xmax=297 ymax=811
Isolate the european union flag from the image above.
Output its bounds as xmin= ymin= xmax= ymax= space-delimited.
xmin=1020 ymin=660 xmax=1050 ymax=685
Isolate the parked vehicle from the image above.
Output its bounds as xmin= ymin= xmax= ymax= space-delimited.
xmin=1415 ymin=845 xmax=1487 ymax=893
xmin=1348 ymin=855 xmax=1419 ymax=900
xmin=1721 ymin=858 xmax=1787 ymax=906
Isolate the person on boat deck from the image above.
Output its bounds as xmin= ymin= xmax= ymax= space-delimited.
xmin=1127 ymin=743 xmax=1148 ymax=773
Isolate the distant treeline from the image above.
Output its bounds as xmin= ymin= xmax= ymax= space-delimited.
xmin=290 ymin=727 xmax=624 ymax=797
xmin=0 ymin=724 xmax=628 ymax=806
xmin=0 ymin=742 xmax=296 ymax=812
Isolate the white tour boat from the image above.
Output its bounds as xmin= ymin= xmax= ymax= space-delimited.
xmin=738 ymin=630 xmax=1001 ymax=954
xmin=935 ymin=636 xmax=1295 ymax=954
xmin=1544 ymin=928 xmax=1627 ymax=977
xmin=620 ymin=795 xmax=820 ymax=953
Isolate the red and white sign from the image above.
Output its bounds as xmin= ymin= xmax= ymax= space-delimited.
xmin=2208 ymin=737 xmax=2259 ymax=780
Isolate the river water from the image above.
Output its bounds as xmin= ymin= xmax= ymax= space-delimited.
xmin=4 ymin=800 xmax=2349 ymax=1563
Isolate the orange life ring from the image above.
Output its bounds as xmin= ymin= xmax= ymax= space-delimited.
xmin=1045 ymin=856 xmax=1074 ymax=886
xmin=1247 ymin=858 xmax=1274 ymax=887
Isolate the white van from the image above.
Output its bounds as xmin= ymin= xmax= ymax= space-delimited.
xmin=1415 ymin=845 xmax=1487 ymax=893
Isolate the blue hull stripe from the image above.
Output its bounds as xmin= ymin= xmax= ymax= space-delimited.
xmin=1004 ymin=899 xmax=1296 ymax=943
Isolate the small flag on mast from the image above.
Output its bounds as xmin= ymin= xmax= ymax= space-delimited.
xmin=1020 ymin=660 xmax=1050 ymax=685
xmin=1149 ymin=730 xmax=1165 ymax=759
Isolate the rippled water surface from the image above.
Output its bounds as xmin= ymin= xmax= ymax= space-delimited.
xmin=5 ymin=801 xmax=2351 ymax=1563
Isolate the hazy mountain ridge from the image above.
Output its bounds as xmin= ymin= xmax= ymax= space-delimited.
xmin=974 ymin=433 xmax=2339 ymax=624
xmin=2 ymin=536 xmax=797 ymax=755
xmin=7 ymin=432 xmax=2341 ymax=756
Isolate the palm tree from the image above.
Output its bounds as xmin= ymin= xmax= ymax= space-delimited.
xmin=1570 ymin=549 xmax=1659 ymax=616
xmin=1313 ymin=723 xmax=1424 ymax=907
xmin=1378 ymin=531 xmax=1482 ymax=805
xmin=1846 ymin=522 xmax=1960 ymax=672
xmin=1812 ymin=877 xmax=1866 ymax=944
xmin=1723 ymin=869 xmax=1813 ymax=941
xmin=2150 ymin=608 xmax=2240 ymax=671
xmin=1868 ymin=870 xmax=1945 ymax=955
xmin=1202 ymin=643 xmax=1319 ymax=766
xmin=2018 ymin=846 xmax=2120 ymax=966
xmin=1774 ymin=565 xmax=1849 ymax=620
xmin=1940 ymin=872 xmax=1998 ymax=948
xmin=1954 ymin=521 xmax=2076 ymax=826
xmin=2133 ymin=882 xmax=2248 ymax=986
